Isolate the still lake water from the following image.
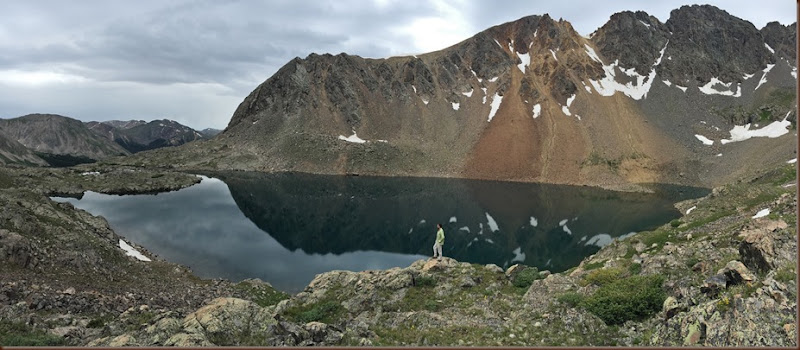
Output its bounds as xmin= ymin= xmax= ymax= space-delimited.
xmin=52 ymin=172 xmax=708 ymax=293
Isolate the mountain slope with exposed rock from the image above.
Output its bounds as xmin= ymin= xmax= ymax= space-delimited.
xmin=119 ymin=5 xmax=795 ymax=191
xmin=0 ymin=132 xmax=47 ymax=166
xmin=0 ymin=114 xmax=129 ymax=163
xmin=87 ymin=119 xmax=205 ymax=153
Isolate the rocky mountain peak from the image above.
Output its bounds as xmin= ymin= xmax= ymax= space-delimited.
xmin=760 ymin=21 xmax=797 ymax=61
xmin=660 ymin=4 xmax=774 ymax=85
xmin=593 ymin=10 xmax=670 ymax=76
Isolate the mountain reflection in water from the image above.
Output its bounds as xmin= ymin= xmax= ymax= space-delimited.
xmin=52 ymin=172 xmax=707 ymax=293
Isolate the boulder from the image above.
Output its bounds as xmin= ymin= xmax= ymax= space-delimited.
xmin=0 ymin=229 xmax=36 ymax=268
xmin=738 ymin=220 xmax=787 ymax=273
xmin=718 ymin=261 xmax=756 ymax=286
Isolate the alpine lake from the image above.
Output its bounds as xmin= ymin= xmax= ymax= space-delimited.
xmin=52 ymin=172 xmax=708 ymax=293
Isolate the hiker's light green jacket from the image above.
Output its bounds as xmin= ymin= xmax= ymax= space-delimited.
xmin=436 ymin=228 xmax=445 ymax=245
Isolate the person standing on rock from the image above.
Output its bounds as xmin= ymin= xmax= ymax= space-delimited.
xmin=433 ymin=223 xmax=445 ymax=260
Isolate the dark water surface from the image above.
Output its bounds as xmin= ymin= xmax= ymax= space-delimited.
xmin=52 ymin=172 xmax=708 ymax=293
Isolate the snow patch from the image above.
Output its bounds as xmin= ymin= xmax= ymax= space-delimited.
xmin=675 ymin=85 xmax=687 ymax=92
xmin=485 ymin=212 xmax=499 ymax=232
xmin=119 ymin=239 xmax=151 ymax=262
xmin=720 ymin=112 xmax=791 ymax=144
xmin=530 ymin=216 xmax=538 ymax=227
xmin=462 ymin=89 xmax=473 ymax=97
xmin=754 ymin=64 xmax=775 ymax=91
xmin=338 ymin=131 xmax=367 ymax=144
xmin=449 ymin=216 xmax=457 ymax=223
xmin=81 ymin=171 xmax=100 ymax=176
xmin=686 ymin=206 xmax=697 ymax=214
xmin=452 ymin=102 xmax=460 ymax=111
xmin=662 ymin=80 xmax=672 ymax=86
xmin=486 ymin=238 xmax=495 ymax=244
xmin=494 ymin=39 xmax=502 ymax=48
xmin=532 ymin=103 xmax=541 ymax=119
xmin=585 ymin=234 xmax=613 ymax=247
xmin=699 ymin=77 xmax=741 ymax=97
xmin=517 ymin=52 xmax=530 ymax=73
xmin=550 ymin=49 xmax=558 ymax=61
xmin=421 ymin=97 xmax=429 ymax=105
xmin=694 ymin=134 xmax=714 ymax=145
xmin=559 ymin=219 xmax=568 ymax=226
xmin=487 ymin=93 xmax=503 ymax=122
xmin=764 ymin=43 xmax=775 ymax=54
xmin=742 ymin=73 xmax=755 ymax=80
xmin=588 ymin=42 xmax=667 ymax=100
xmin=716 ymin=153 xmax=722 ymax=157
xmin=488 ymin=76 xmax=498 ymax=82
xmin=752 ymin=209 xmax=770 ymax=219
xmin=562 ymin=225 xmax=572 ymax=235
xmin=412 ymin=85 xmax=416 ymax=93
xmin=582 ymin=81 xmax=592 ymax=93
xmin=481 ymin=88 xmax=488 ymax=104
xmin=511 ymin=247 xmax=526 ymax=263
xmin=459 ymin=226 xmax=470 ymax=233
xmin=639 ymin=20 xmax=651 ymax=28
xmin=787 ymin=158 xmax=797 ymax=164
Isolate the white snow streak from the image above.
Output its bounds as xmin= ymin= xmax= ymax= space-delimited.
xmin=412 ymin=85 xmax=417 ymax=93
xmin=452 ymin=102 xmax=460 ymax=111
xmin=639 ymin=20 xmax=651 ymax=28
xmin=462 ymin=89 xmax=473 ymax=97
xmin=562 ymin=225 xmax=572 ymax=235
xmin=485 ymin=212 xmax=499 ymax=232
xmin=584 ymin=44 xmax=602 ymax=63
xmin=765 ymin=43 xmax=775 ymax=54
xmin=686 ymin=206 xmax=697 ymax=214
xmin=675 ymin=85 xmax=687 ymax=92
xmin=662 ymin=80 xmax=672 ymax=86
xmin=532 ymin=103 xmax=541 ymax=119
xmin=488 ymin=76 xmax=498 ymax=82
xmin=754 ymin=64 xmax=775 ymax=91
xmin=720 ymin=112 xmax=791 ymax=144
xmin=550 ymin=49 xmax=558 ymax=61
xmin=517 ymin=52 xmax=530 ymax=73
xmin=694 ymin=134 xmax=714 ymax=145
xmin=787 ymin=158 xmax=797 ymax=164
xmin=449 ymin=216 xmax=457 ymax=223
xmin=559 ymin=219 xmax=568 ymax=226
xmin=119 ymin=239 xmax=151 ymax=262
xmin=459 ymin=226 xmax=470 ymax=233
xmin=481 ymin=87 xmax=488 ymax=104
xmin=421 ymin=97 xmax=429 ymax=105
xmin=562 ymin=94 xmax=575 ymax=116
xmin=487 ymin=93 xmax=503 ymax=122
xmin=752 ymin=209 xmax=770 ymax=219
xmin=81 ymin=171 xmax=100 ymax=176
xmin=529 ymin=216 xmax=538 ymax=227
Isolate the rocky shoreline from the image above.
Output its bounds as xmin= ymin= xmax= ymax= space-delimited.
xmin=0 ymin=163 xmax=796 ymax=346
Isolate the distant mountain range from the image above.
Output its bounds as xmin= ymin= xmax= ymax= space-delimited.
xmin=0 ymin=114 xmax=217 ymax=166
xmin=120 ymin=4 xmax=796 ymax=190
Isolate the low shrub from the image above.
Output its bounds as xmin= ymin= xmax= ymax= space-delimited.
xmin=582 ymin=274 xmax=666 ymax=325
xmin=557 ymin=292 xmax=584 ymax=307
xmin=583 ymin=267 xmax=624 ymax=286
xmin=285 ymin=300 xmax=345 ymax=324
xmin=0 ymin=321 xmax=66 ymax=346
xmin=670 ymin=219 xmax=682 ymax=228
xmin=512 ymin=267 xmax=542 ymax=289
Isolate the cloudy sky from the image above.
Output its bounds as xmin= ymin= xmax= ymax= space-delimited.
xmin=0 ymin=0 xmax=795 ymax=130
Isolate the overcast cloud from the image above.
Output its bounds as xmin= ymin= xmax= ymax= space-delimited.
xmin=0 ymin=0 xmax=794 ymax=129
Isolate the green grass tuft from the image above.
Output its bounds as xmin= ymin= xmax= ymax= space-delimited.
xmin=582 ymin=274 xmax=666 ymax=325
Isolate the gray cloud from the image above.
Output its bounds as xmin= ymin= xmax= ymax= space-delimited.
xmin=0 ymin=0 xmax=794 ymax=129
